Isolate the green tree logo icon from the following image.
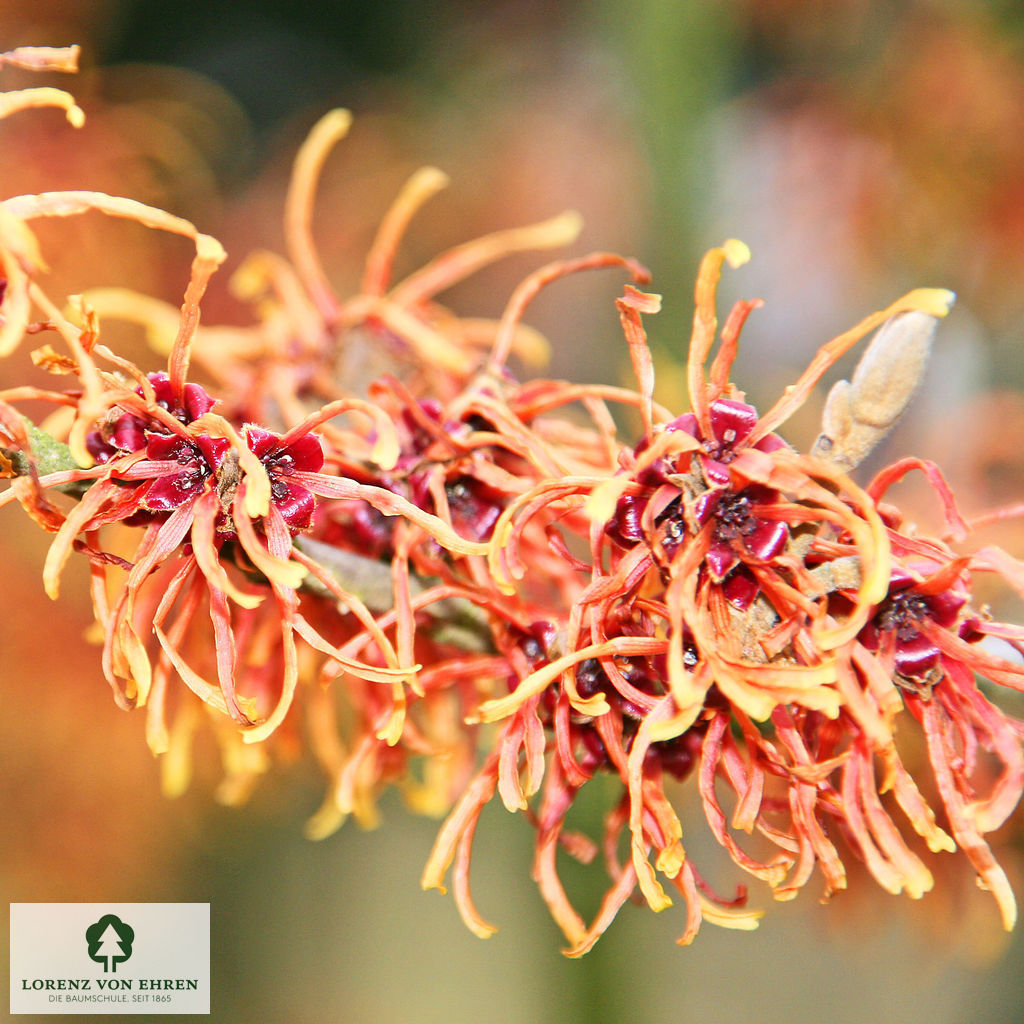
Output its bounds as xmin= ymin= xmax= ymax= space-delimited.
xmin=85 ymin=914 xmax=135 ymax=973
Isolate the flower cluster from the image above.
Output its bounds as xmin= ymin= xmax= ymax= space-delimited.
xmin=4 ymin=47 xmax=1024 ymax=953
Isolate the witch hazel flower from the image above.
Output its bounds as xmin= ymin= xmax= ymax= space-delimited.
xmin=422 ymin=239 xmax=1024 ymax=953
xmin=85 ymin=372 xmax=216 ymax=465
xmin=8 ymin=62 xmax=1024 ymax=960
xmin=814 ymin=457 xmax=1024 ymax=931
xmin=669 ymin=397 xmax=787 ymax=487
xmin=136 ymin=432 xmax=230 ymax=513
xmin=0 ymin=91 xmax=586 ymax=840
xmin=858 ymin=564 xmax=970 ymax=683
xmin=0 ymin=232 xmax=479 ymax=757
xmin=692 ymin=483 xmax=789 ymax=581
xmin=662 ymin=398 xmax=791 ymax=586
xmin=115 ymin=418 xmax=324 ymax=533
xmin=61 ymin=386 xmax=483 ymax=740
xmin=242 ymin=426 xmax=324 ymax=531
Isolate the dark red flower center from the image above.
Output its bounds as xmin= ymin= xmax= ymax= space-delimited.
xmin=657 ymin=499 xmax=687 ymax=558
xmin=876 ymin=592 xmax=932 ymax=643
xmin=701 ymin=428 xmax=741 ymax=464
xmin=168 ymin=440 xmax=211 ymax=485
xmin=140 ymin=434 xmax=229 ymax=513
xmin=712 ymin=492 xmax=758 ymax=541
xmin=263 ymin=451 xmax=297 ymax=502
xmin=859 ymin=578 xmax=967 ymax=682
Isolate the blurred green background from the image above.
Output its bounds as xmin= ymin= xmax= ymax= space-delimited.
xmin=6 ymin=1 xmax=1024 ymax=1021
